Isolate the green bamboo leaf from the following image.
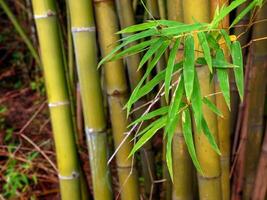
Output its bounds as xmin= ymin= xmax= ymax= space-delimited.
xmin=210 ymin=0 xmax=246 ymax=29
xmin=198 ymin=32 xmax=212 ymax=73
xmin=216 ymin=49 xmax=231 ymax=109
xmin=231 ymin=41 xmax=244 ymax=101
xmin=182 ymin=108 xmax=203 ymax=173
xmin=183 ymin=34 xmax=195 ymax=100
xmin=133 ymin=62 xmax=183 ymax=104
xmin=191 ymin=70 xmax=203 ymax=132
xmin=128 ymin=107 xmax=169 ymax=127
xmin=138 ymin=38 xmax=164 ymax=70
xmin=203 ymin=97 xmax=223 ymax=117
xmin=205 ymin=33 xmax=220 ymax=50
xmin=110 ymin=38 xmax=158 ymax=61
xmin=166 ymin=115 xmax=179 ymax=181
xmin=98 ymin=29 xmax=157 ymax=67
xmin=126 ymin=40 xmax=170 ymax=114
xmin=165 ymin=38 xmax=181 ymax=103
xmin=130 ymin=117 xmax=166 ymax=156
xmin=117 ymin=22 xmax=158 ymax=34
xmin=166 ymin=77 xmax=184 ymax=134
xmin=220 ymin=29 xmax=231 ymax=51
xmin=201 ymin=118 xmax=221 ymax=155
xmin=161 ymin=23 xmax=207 ymax=36
xmin=132 ymin=116 xmax=167 ymax=140
xmin=230 ymin=0 xmax=258 ymax=28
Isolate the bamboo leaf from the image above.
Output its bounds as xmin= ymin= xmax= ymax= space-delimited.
xmin=166 ymin=77 xmax=184 ymax=134
xmin=220 ymin=29 xmax=231 ymax=51
xmin=191 ymin=70 xmax=203 ymax=132
xmin=182 ymin=108 xmax=203 ymax=173
xmin=130 ymin=117 xmax=166 ymax=156
xmin=128 ymin=107 xmax=169 ymax=127
xmin=230 ymin=0 xmax=258 ymax=28
xmin=133 ymin=62 xmax=183 ymax=104
xmin=161 ymin=23 xmax=207 ymax=36
xmin=203 ymin=97 xmax=223 ymax=117
xmin=201 ymin=118 xmax=221 ymax=155
xmin=210 ymin=0 xmax=246 ymax=29
xmin=110 ymin=38 xmax=158 ymax=61
xmin=198 ymin=32 xmax=212 ymax=72
xmin=138 ymin=38 xmax=164 ymax=70
xmin=165 ymin=38 xmax=181 ymax=103
xmin=183 ymin=35 xmax=195 ymax=100
xmin=205 ymin=33 xmax=220 ymax=50
xmin=126 ymin=40 xmax=170 ymax=114
xmin=215 ymin=49 xmax=231 ymax=109
xmin=166 ymin=114 xmax=179 ymax=181
xmin=117 ymin=22 xmax=158 ymax=34
xmin=231 ymin=41 xmax=244 ymax=100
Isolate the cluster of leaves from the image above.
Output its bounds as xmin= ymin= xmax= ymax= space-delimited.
xmin=2 ymin=151 xmax=38 ymax=198
xmin=99 ymin=0 xmax=263 ymax=179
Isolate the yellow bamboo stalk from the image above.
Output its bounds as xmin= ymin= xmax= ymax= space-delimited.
xmin=210 ymin=1 xmax=231 ymax=200
xmin=67 ymin=0 xmax=113 ymax=199
xmin=32 ymin=1 xmax=81 ymax=199
xmin=183 ymin=1 xmax=222 ymax=199
xmin=243 ymin=4 xmax=267 ymax=199
xmin=94 ymin=1 xmax=140 ymax=199
xmin=166 ymin=0 xmax=195 ymax=199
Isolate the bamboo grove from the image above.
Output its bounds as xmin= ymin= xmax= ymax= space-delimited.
xmin=1 ymin=0 xmax=267 ymax=199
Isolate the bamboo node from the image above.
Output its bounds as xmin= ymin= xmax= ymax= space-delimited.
xmin=58 ymin=171 xmax=80 ymax=180
xmin=71 ymin=27 xmax=96 ymax=33
xmin=85 ymin=127 xmax=106 ymax=138
xmin=48 ymin=101 xmax=70 ymax=108
xmin=34 ymin=10 xmax=56 ymax=20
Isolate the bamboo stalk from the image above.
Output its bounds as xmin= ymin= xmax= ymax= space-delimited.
xmin=210 ymin=1 xmax=231 ymax=200
xmin=242 ymin=4 xmax=267 ymax=199
xmin=252 ymin=122 xmax=267 ymax=200
xmin=183 ymin=1 xmax=222 ymax=199
xmin=94 ymin=1 xmax=140 ymax=199
xmin=166 ymin=0 xmax=195 ymax=199
xmin=67 ymin=0 xmax=113 ymax=199
xmin=31 ymin=1 xmax=81 ymax=199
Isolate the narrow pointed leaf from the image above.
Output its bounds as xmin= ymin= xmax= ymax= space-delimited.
xmin=166 ymin=77 xmax=184 ymax=134
xmin=203 ymin=97 xmax=223 ymax=117
xmin=165 ymin=38 xmax=181 ymax=103
xmin=182 ymin=108 xmax=203 ymax=173
xmin=117 ymin=22 xmax=158 ymax=34
xmin=191 ymin=70 xmax=203 ymax=132
xmin=201 ymin=118 xmax=221 ymax=155
xmin=130 ymin=118 xmax=166 ymax=156
xmin=220 ymin=29 xmax=231 ymax=51
xmin=128 ymin=106 xmax=168 ymax=127
xmin=183 ymin=35 xmax=195 ymax=100
xmin=110 ymin=38 xmax=157 ymax=61
xmin=215 ymin=49 xmax=231 ymax=109
xmin=161 ymin=23 xmax=207 ymax=36
xmin=126 ymin=40 xmax=170 ymax=114
xmin=230 ymin=0 xmax=258 ymax=28
xmin=198 ymin=32 xmax=212 ymax=72
xmin=138 ymin=38 xmax=164 ymax=70
xmin=231 ymin=41 xmax=244 ymax=100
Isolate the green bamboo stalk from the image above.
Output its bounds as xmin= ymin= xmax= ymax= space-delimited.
xmin=183 ymin=1 xmax=222 ymax=199
xmin=94 ymin=1 xmax=140 ymax=199
xmin=31 ymin=1 xmax=81 ymax=199
xmin=115 ymin=1 xmax=156 ymax=198
xmin=0 ymin=0 xmax=41 ymax=65
xmin=67 ymin=0 xmax=113 ymax=199
xmin=243 ymin=4 xmax=267 ymax=199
